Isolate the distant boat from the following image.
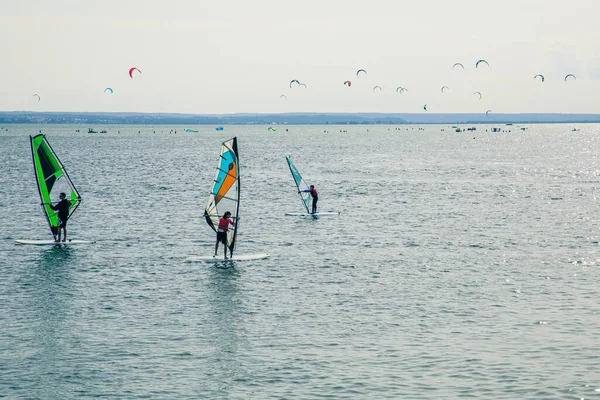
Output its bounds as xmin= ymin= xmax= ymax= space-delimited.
xmin=87 ymin=128 xmax=97 ymax=133
xmin=185 ymin=129 xmax=198 ymax=133
xmin=215 ymin=127 xmax=224 ymax=131
xmin=99 ymin=130 xmax=107 ymax=133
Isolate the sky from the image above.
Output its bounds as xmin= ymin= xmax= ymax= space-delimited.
xmin=1 ymin=0 xmax=600 ymax=114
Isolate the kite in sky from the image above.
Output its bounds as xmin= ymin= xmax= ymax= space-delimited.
xmin=129 ymin=67 xmax=142 ymax=78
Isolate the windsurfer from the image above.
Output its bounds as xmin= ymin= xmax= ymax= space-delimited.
xmin=215 ymin=211 xmax=233 ymax=259
xmin=50 ymin=192 xmax=70 ymax=242
xmin=300 ymin=185 xmax=318 ymax=214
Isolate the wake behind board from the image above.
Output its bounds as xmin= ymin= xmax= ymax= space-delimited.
xmin=285 ymin=212 xmax=340 ymax=217
xmin=15 ymin=239 xmax=93 ymax=245
xmin=187 ymin=253 xmax=270 ymax=262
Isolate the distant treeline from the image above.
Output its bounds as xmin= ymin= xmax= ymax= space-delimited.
xmin=1 ymin=112 xmax=600 ymax=125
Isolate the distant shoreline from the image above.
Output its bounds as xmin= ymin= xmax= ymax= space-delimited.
xmin=0 ymin=111 xmax=599 ymax=125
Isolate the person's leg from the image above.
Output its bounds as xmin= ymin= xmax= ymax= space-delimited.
xmin=62 ymin=226 xmax=67 ymax=242
xmin=56 ymin=226 xmax=62 ymax=242
xmin=312 ymin=198 xmax=318 ymax=213
xmin=224 ymin=242 xmax=228 ymax=259
xmin=214 ymin=237 xmax=219 ymax=256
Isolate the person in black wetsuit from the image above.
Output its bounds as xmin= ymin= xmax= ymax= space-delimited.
xmin=50 ymin=192 xmax=70 ymax=242
xmin=301 ymin=185 xmax=318 ymax=214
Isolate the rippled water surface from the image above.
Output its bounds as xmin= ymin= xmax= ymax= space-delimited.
xmin=2 ymin=124 xmax=600 ymax=399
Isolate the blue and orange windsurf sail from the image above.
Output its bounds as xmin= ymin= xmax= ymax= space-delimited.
xmin=204 ymin=137 xmax=240 ymax=255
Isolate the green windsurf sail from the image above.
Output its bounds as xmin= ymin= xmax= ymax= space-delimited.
xmin=30 ymin=135 xmax=81 ymax=239
xmin=204 ymin=137 xmax=240 ymax=256
xmin=286 ymin=155 xmax=311 ymax=213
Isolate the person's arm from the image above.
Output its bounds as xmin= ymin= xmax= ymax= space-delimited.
xmin=49 ymin=203 xmax=58 ymax=210
xmin=300 ymin=189 xmax=311 ymax=193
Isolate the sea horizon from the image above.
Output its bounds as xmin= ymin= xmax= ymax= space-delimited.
xmin=2 ymin=111 xmax=600 ymax=125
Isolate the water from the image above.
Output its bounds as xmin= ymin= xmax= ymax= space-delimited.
xmin=1 ymin=124 xmax=600 ymax=399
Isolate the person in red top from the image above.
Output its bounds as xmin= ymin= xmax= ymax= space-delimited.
xmin=214 ymin=211 xmax=234 ymax=259
xmin=301 ymin=185 xmax=318 ymax=214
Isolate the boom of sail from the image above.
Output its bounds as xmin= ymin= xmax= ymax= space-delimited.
xmin=204 ymin=137 xmax=240 ymax=255
xmin=286 ymin=155 xmax=311 ymax=214
xmin=30 ymin=134 xmax=81 ymax=238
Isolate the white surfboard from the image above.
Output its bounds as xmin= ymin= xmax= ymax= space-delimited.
xmin=186 ymin=253 xmax=270 ymax=262
xmin=15 ymin=239 xmax=94 ymax=245
xmin=285 ymin=212 xmax=340 ymax=217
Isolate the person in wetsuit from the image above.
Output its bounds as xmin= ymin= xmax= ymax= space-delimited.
xmin=301 ymin=185 xmax=318 ymax=214
xmin=214 ymin=211 xmax=234 ymax=259
xmin=50 ymin=192 xmax=70 ymax=242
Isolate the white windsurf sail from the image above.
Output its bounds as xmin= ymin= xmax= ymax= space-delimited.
xmin=286 ymin=155 xmax=311 ymax=214
xmin=204 ymin=137 xmax=240 ymax=256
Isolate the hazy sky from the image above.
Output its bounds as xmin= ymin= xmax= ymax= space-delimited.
xmin=2 ymin=0 xmax=599 ymax=114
